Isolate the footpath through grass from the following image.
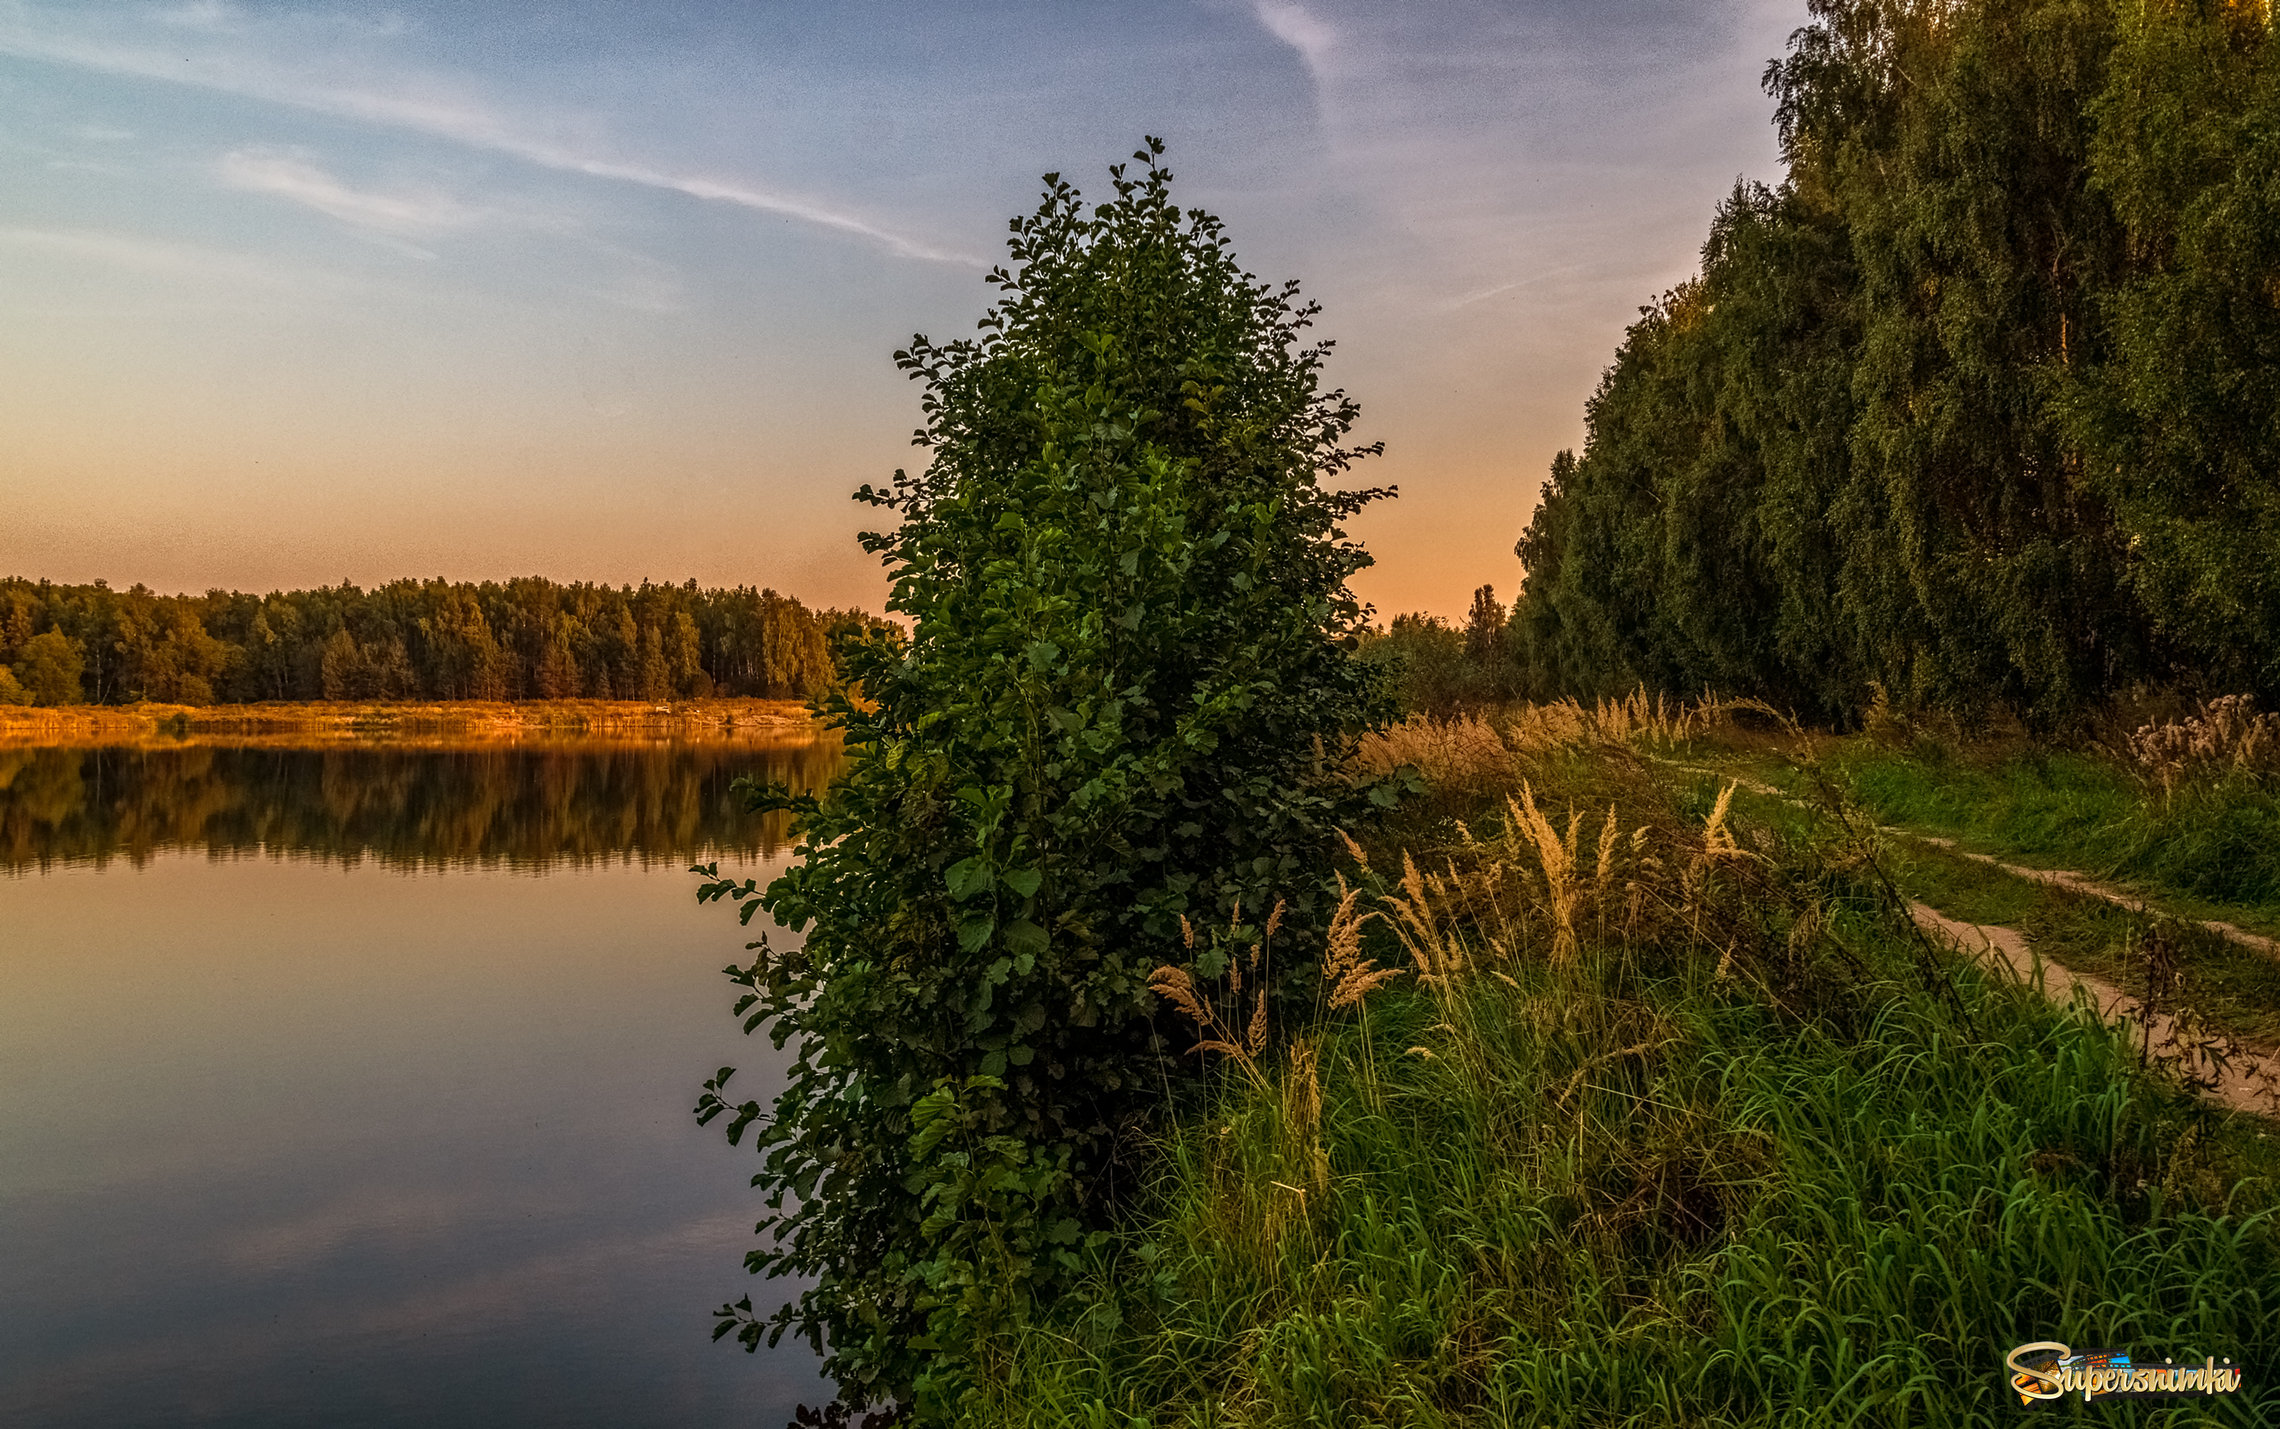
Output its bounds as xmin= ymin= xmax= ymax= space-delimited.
xmin=1698 ymin=708 xmax=2280 ymax=1053
xmin=1815 ymin=739 xmax=2280 ymax=938
xmin=1882 ymin=838 xmax=2280 ymax=1051
xmin=970 ymin=724 xmax=2280 ymax=1427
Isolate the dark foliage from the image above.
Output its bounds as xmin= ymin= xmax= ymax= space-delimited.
xmin=1516 ymin=0 xmax=2280 ymax=725
xmin=694 ymin=141 xmax=1393 ymax=1419
xmin=1357 ymin=585 xmax=1526 ymax=714
xmin=0 ymin=574 xmax=863 ymax=705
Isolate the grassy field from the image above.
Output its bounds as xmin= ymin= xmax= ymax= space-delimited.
xmin=969 ymin=706 xmax=2280 ymax=1427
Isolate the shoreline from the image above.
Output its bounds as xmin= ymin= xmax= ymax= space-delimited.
xmin=0 ymin=698 xmax=826 ymax=750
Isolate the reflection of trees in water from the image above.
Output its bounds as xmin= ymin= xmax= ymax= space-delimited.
xmin=0 ymin=741 xmax=844 ymax=871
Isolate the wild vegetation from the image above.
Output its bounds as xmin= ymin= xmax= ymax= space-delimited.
xmin=1512 ymin=0 xmax=2280 ymax=725
xmin=695 ymin=143 xmax=1392 ymax=1419
xmin=0 ymin=575 xmax=864 ymax=706
xmin=968 ymin=701 xmax=2280 ymax=1426
xmin=690 ymin=7 xmax=2280 ymax=1420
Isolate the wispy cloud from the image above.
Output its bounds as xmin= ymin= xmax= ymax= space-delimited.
xmin=1434 ymin=262 xmax=1606 ymax=313
xmin=149 ymin=1 xmax=408 ymax=39
xmin=1248 ymin=0 xmax=1349 ymax=157
xmin=0 ymin=12 xmax=984 ymax=266
xmin=1252 ymin=0 xmax=1339 ymax=82
xmin=217 ymin=149 xmax=482 ymax=236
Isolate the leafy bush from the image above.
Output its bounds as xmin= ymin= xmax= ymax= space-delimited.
xmin=696 ymin=140 xmax=1393 ymax=1418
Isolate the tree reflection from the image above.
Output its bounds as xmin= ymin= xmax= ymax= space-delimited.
xmin=0 ymin=740 xmax=844 ymax=871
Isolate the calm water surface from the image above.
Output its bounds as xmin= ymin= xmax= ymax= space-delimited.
xmin=0 ymin=740 xmax=844 ymax=1427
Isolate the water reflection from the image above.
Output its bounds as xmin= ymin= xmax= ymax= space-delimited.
xmin=0 ymin=737 xmax=843 ymax=1427
xmin=0 ymin=739 xmax=842 ymax=871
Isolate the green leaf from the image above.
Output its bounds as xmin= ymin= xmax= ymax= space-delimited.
xmin=945 ymin=856 xmax=994 ymax=901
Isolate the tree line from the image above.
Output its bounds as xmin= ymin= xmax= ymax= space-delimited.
xmin=1514 ymin=0 xmax=2280 ymax=725
xmin=1357 ymin=584 xmax=1527 ymax=713
xmin=0 ymin=575 xmax=875 ymax=706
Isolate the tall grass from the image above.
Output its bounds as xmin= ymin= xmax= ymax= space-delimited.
xmin=971 ymin=725 xmax=2280 ymax=1427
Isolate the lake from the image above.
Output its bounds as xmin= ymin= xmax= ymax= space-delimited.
xmin=0 ymin=736 xmax=845 ymax=1427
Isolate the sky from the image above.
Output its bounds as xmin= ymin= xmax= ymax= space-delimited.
xmin=0 ymin=0 xmax=1804 ymax=619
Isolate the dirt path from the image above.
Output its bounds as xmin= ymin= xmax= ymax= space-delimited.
xmin=1648 ymin=755 xmax=2280 ymax=1111
xmin=1910 ymin=902 xmax=2280 ymax=1117
xmin=1663 ymin=751 xmax=2280 ymax=960
xmin=1908 ymin=836 xmax=2279 ymax=960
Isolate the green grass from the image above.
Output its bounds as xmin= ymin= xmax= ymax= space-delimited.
xmin=1882 ymin=839 xmax=2280 ymax=1050
xmin=969 ymin=767 xmax=2280 ymax=1428
xmin=1828 ymin=744 xmax=2280 ymax=930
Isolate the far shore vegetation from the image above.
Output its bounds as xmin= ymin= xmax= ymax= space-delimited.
xmin=0 ymin=575 xmax=882 ymax=709
xmin=0 ymin=696 xmax=820 ymax=750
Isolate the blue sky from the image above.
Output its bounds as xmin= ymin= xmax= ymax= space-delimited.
xmin=0 ymin=0 xmax=1802 ymax=616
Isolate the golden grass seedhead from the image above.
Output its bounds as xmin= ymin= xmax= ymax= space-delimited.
xmin=2126 ymin=694 xmax=2278 ymax=793
xmin=1595 ymin=803 xmax=1621 ymax=887
xmin=1702 ymin=781 xmax=1739 ymax=857
xmin=1512 ymin=783 xmax=1581 ymax=964
xmin=1323 ymin=875 xmax=1363 ymax=979
xmin=1336 ymin=827 xmax=1373 ymax=873
xmin=1322 ymin=872 xmax=1405 ymax=1010
xmin=1149 ymin=964 xmax=1206 ymax=1018
xmin=1352 ymin=713 xmax=1514 ymax=793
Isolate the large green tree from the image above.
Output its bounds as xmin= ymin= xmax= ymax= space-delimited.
xmin=1517 ymin=0 xmax=2278 ymax=722
xmin=696 ymin=141 xmax=1391 ymax=1417
xmin=2076 ymin=0 xmax=2280 ymax=695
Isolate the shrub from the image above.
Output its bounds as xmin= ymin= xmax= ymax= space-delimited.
xmin=696 ymin=139 xmax=1393 ymax=1419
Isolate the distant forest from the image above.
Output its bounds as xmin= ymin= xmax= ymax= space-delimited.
xmin=1514 ymin=0 xmax=2280 ymax=724
xmin=0 ymin=575 xmax=875 ymax=706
